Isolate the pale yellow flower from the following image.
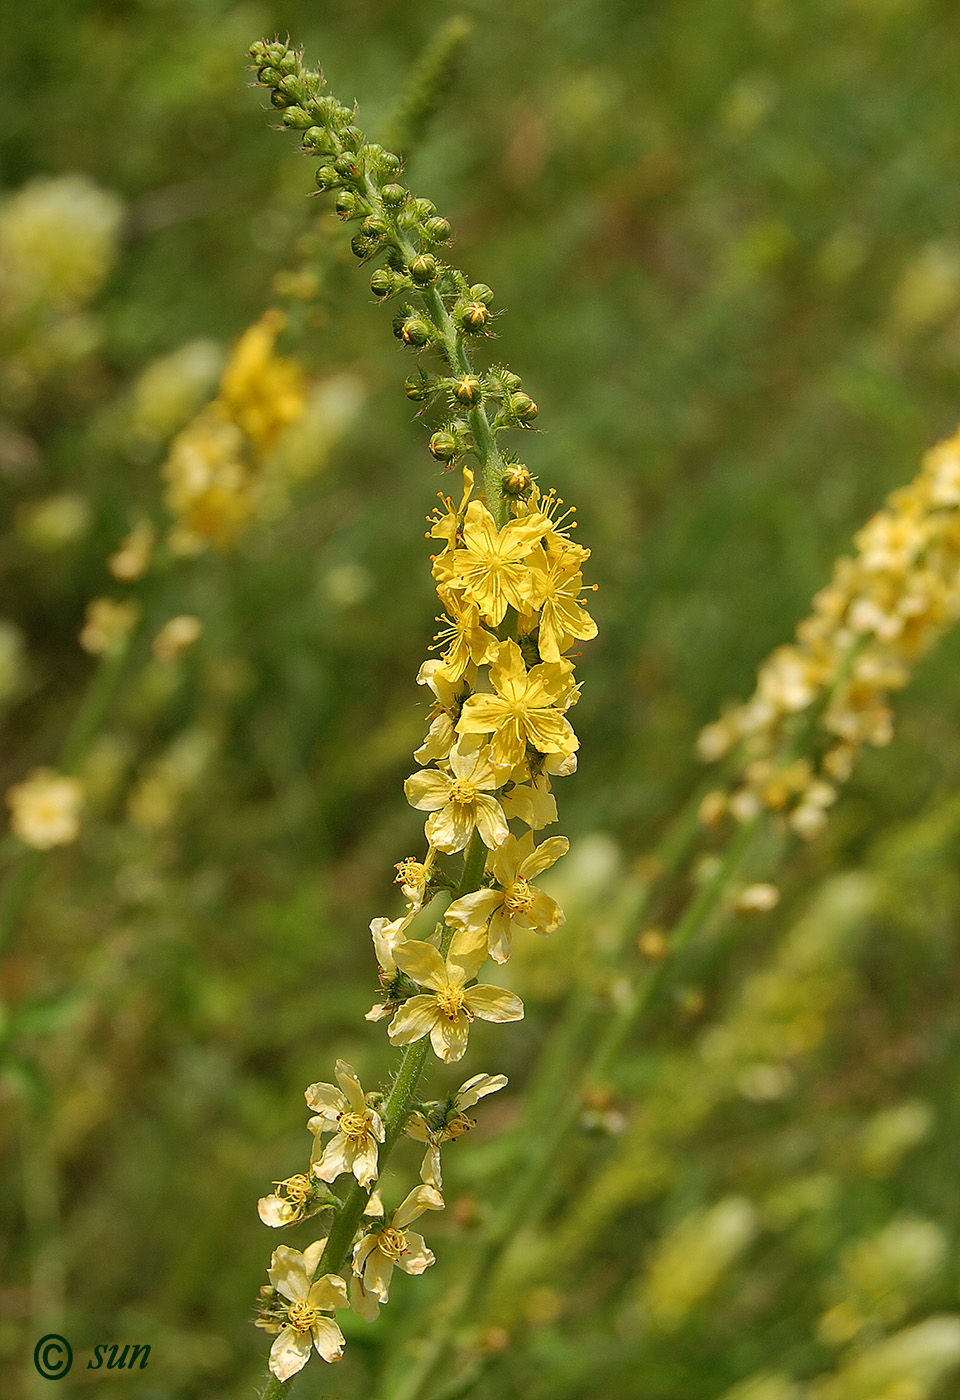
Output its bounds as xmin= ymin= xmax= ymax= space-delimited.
xmin=405 ymin=1073 xmax=508 ymax=1188
xmin=404 ymin=737 xmax=509 ymax=854
xmin=162 ymin=407 xmax=252 ymax=550
xmin=457 ymin=640 xmax=578 ymax=770
xmin=265 ymin=1241 xmax=347 ymax=1379
xmin=526 ymin=545 xmax=598 ymax=663
xmin=388 ymin=929 xmax=524 ymax=1063
xmin=306 ymin=1061 xmax=384 ymax=1188
xmin=500 ymin=774 xmax=559 ymax=829
xmin=393 ymin=847 xmax=436 ymax=912
xmin=79 ymin=597 xmax=140 ymax=655
xmin=444 ymin=832 xmax=568 ymax=963
xmin=351 ymin=1185 xmax=444 ymax=1317
xmin=108 ymin=520 xmax=156 ymax=581
xmin=369 ymin=912 xmax=415 ymax=973
xmin=442 ymin=499 xmax=546 ymax=625
xmin=152 ymin=615 xmax=202 ymax=664
xmin=413 ymin=661 xmax=469 ymax=764
xmin=7 ymin=768 xmax=83 ymax=849
xmin=218 ymin=309 xmax=305 ymax=453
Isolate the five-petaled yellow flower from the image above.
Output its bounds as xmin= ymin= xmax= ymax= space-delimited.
xmin=431 ymin=588 xmax=498 ymax=680
xmin=442 ymin=499 xmax=547 ymax=625
xmin=526 ymin=545 xmax=598 ymax=663
xmin=351 ymin=1185 xmax=444 ymax=1319
xmin=306 ymin=1060 xmax=384 ymax=1188
xmin=404 ymin=736 xmax=509 ymax=853
xmin=444 ymin=832 xmax=569 ymax=963
xmin=265 ymin=1241 xmax=348 ymax=1380
xmin=388 ymin=929 xmax=524 ymax=1062
xmin=457 ymin=639 xmax=579 ymax=770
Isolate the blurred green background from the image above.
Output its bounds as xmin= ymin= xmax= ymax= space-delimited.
xmin=4 ymin=2 xmax=960 ymax=1398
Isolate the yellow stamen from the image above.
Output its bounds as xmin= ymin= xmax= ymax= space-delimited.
xmin=435 ymin=986 xmax=466 ymax=1020
xmin=446 ymin=781 xmax=477 ymax=805
xmin=378 ymin=1226 xmax=408 ymax=1260
xmin=504 ymin=877 xmax=534 ymax=914
xmin=338 ymin=1111 xmax=370 ymax=1142
xmin=286 ymin=1299 xmax=319 ymax=1332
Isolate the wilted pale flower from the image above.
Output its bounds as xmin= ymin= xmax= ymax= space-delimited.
xmin=258 ymin=1173 xmax=318 ymax=1228
xmin=6 ymin=768 xmax=84 ymax=849
xmin=306 ymin=1060 xmax=384 ymax=1188
xmin=263 ymin=1241 xmax=348 ymax=1380
xmin=351 ymin=1185 xmax=443 ymax=1318
xmin=79 ymin=597 xmax=140 ymax=656
xmin=405 ymin=1073 xmax=508 ymax=1187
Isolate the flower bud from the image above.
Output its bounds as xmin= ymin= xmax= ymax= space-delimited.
xmin=469 ymin=283 xmax=494 ymax=305
xmin=381 ymin=183 xmax=407 ymax=209
xmin=429 ymin=429 xmax=459 ymax=462
xmin=422 ymin=215 xmax=452 ymax=244
xmin=501 ymin=463 xmax=532 ymax=495
xmin=361 ymin=215 xmax=389 ymax=241
xmin=370 ymin=268 xmax=400 ymax=299
xmin=270 ymin=88 xmax=295 ymax=109
xmin=455 ymin=300 xmax=488 ymax=334
xmin=302 ymin=126 xmax=333 ymax=153
xmin=315 ymin=165 xmax=340 ymax=191
xmin=398 ymin=315 xmax=432 ymax=348
xmin=411 ymin=198 xmax=436 ymax=219
xmin=453 ymin=375 xmax=482 ymax=407
xmin=333 ymin=154 xmax=359 ymax=179
xmin=281 ymin=106 xmax=313 ymax=129
xmin=509 ymin=392 xmax=538 ymax=422
xmin=341 ymin=124 xmax=364 ymax=149
xmin=404 ymin=370 xmax=437 ymax=402
xmin=334 ymin=191 xmax=360 ymax=218
xmin=410 ymin=254 xmax=439 ymax=286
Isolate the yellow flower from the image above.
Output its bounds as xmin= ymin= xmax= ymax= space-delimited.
xmin=218 ymin=309 xmax=305 ymax=453
xmin=351 ymin=1185 xmax=444 ymax=1317
xmin=404 ymin=737 xmax=509 ymax=854
xmin=444 ymin=832 xmax=569 ymax=963
xmin=501 ymin=774 xmax=559 ymax=829
xmin=369 ymin=912 xmax=415 ymax=973
xmin=457 ymin=640 xmax=579 ymax=770
xmin=79 ymin=597 xmax=140 ymax=655
xmin=162 ymin=407 xmax=252 ymax=550
xmin=430 ymin=589 xmax=498 ymax=680
xmin=152 ymin=615 xmax=203 ymax=664
xmin=388 ymin=929 xmax=524 ymax=1063
xmin=526 ymin=545 xmax=598 ymax=663
xmin=442 ymin=499 xmax=546 ymax=625
xmin=405 ymin=1073 xmax=507 ymax=1188
xmin=413 ymin=661 xmax=470 ymax=764
xmin=427 ymin=466 xmax=474 ymax=550
xmin=6 ymin=768 xmax=84 ymax=849
xmin=305 ymin=1061 xmax=384 ymax=1188
xmin=108 ymin=520 xmax=155 ymax=581
xmin=265 ymin=1241 xmax=348 ymax=1379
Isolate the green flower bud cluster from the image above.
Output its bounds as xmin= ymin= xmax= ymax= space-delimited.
xmin=249 ymin=39 xmax=537 ymax=524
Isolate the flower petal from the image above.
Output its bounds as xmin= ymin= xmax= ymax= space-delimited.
xmin=432 ymin=1013 xmax=469 ymax=1063
xmin=393 ymin=939 xmax=448 ymax=990
xmin=304 ymin=1081 xmax=343 ymax=1118
xmin=269 ymin=1326 xmax=312 ymax=1381
xmin=334 ymin=1060 xmax=365 ymax=1113
xmin=473 ymin=793 xmax=509 ymax=850
xmin=308 ymin=1272 xmax=349 ymax=1312
xmin=395 ymin=1230 xmax=436 ymax=1276
xmin=445 ymin=886 xmax=502 ymax=935
xmin=404 ymin=770 xmax=452 ymax=812
xmin=311 ymin=1315 xmax=346 ymax=1363
xmin=388 ymin=995 xmax=440 ymax=1046
xmin=518 ymin=835 xmax=569 ymax=880
xmin=395 ymin=1184 xmax=445 ymax=1228
xmin=314 ymin=1132 xmax=356 ymax=1185
xmin=268 ymin=1246 xmax=311 ymax=1303
xmin=464 ymin=985 xmax=524 ymax=1023
xmin=455 ymin=1073 xmax=508 ymax=1109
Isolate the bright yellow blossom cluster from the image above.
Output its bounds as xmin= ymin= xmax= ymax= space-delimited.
xmin=698 ymin=425 xmax=960 ymax=838
xmin=161 ymin=309 xmax=306 ymax=552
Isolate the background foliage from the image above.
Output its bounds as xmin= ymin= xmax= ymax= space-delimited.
xmin=4 ymin=2 xmax=960 ymax=1397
